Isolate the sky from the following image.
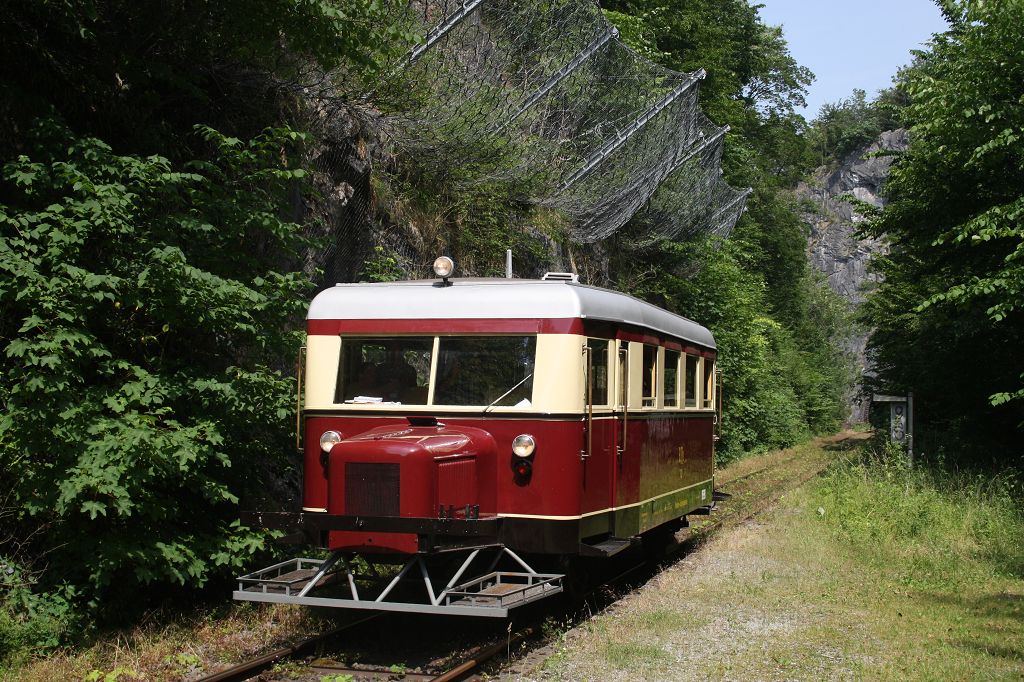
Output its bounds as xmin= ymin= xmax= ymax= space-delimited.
xmin=756 ymin=0 xmax=949 ymax=119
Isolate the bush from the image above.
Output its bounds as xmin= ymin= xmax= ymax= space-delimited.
xmin=0 ymin=559 xmax=78 ymax=665
xmin=0 ymin=120 xmax=310 ymax=618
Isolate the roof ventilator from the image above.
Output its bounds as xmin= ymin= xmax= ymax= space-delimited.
xmin=541 ymin=272 xmax=579 ymax=283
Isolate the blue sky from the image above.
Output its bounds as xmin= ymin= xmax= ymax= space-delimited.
xmin=755 ymin=0 xmax=949 ymax=119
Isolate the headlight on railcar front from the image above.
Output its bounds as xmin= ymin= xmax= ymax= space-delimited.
xmin=512 ymin=434 xmax=536 ymax=458
xmin=319 ymin=430 xmax=343 ymax=452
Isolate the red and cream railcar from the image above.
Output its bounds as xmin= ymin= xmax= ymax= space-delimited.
xmin=236 ymin=267 xmax=719 ymax=615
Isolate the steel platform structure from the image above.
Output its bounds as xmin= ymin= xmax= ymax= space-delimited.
xmin=234 ymin=545 xmax=564 ymax=617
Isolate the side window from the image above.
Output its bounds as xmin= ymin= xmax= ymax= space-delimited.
xmin=684 ymin=354 xmax=699 ymax=408
xmin=703 ymin=358 xmax=715 ymax=409
xmin=664 ymin=349 xmax=680 ymax=407
xmin=642 ymin=345 xmax=657 ymax=407
xmin=586 ymin=338 xmax=610 ymax=406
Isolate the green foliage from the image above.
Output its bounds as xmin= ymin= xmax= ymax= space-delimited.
xmin=163 ymin=652 xmax=203 ymax=678
xmin=0 ymin=120 xmax=310 ymax=611
xmin=360 ymin=245 xmax=404 ymax=282
xmin=808 ymin=88 xmax=901 ymax=164
xmin=816 ymin=442 xmax=1024 ymax=587
xmin=0 ymin=558 xmax=79 ymax=665
xmin=861 ymin=0 xmax=1024 ymax=455
xmin=381 ymin=165 xmax=556 ymax=277
xmin=601 ymin=9 xmax=670 ymax=62
xmin=0 ymin=1 xmax=410 ymax=157
xmin=84 ymin=667 xmax=142 ymax=682
xmin=602 ymin=0 xmax=812 ymax=121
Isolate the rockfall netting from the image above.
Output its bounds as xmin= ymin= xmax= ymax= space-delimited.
xmin=369 ymin=0 xmax=750 ymax=244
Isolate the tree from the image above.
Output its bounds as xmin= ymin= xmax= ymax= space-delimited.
xmin=809 ymin=89 xmax=888 ymax=164
xmin=604 ymin=0 xmax=851 ymax=447
xmin=0 ymin=1 xmax=405 ymax=637
xmin=861 ymin=0 xmax=1024 ymax=457
xmin=0 ymin=121 xmax=313 ymax=611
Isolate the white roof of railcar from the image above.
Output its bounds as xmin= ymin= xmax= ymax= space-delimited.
xmin=308 ymin=278 xmax=715 ymax=350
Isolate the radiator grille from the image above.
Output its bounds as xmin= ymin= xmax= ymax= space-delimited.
xmin=344 ymin=463 xmax=400 ymax=516
xmin=437 ymin=457 xmax=477 ymax=509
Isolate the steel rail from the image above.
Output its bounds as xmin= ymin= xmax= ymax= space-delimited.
xmin=714 ymin=450 xmax=803 ymax=487
xmin=430 ymin=625 xmax=538 ymax=682
xmin=195 ymin=613 xmax=381 ymax=682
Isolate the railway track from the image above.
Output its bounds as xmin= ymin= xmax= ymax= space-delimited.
xmin=196 ymin=617 xmax=539 ymax=682
xmin=197 ymin=438 xmax=840 ymax=682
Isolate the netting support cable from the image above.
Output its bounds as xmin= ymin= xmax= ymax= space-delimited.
xmin=669 ymin=125 xmax=729 ymax=174
xmin=495 ymin=26 xmax=619 ymax=133
xmin=363 ymin=0 xmax=489 ymax=99
xmin=710 ymin=187 xmax=753 ymax=223
xmin=558 ymin=69 xmax=706 ymax=193
xmin=409 ymin=0 xmax=489 ymax=64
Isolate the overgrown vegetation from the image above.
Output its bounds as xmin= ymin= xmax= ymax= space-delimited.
xmin=0 ymin=0 xmax=404 ymax=664
xmin=818 ymin=441 xmax=1024 ymax=590
xmin=859 ymin=0 xmax=1024 ymax=461
xmin=0 ymin=121 xmax=309 ymax=610
xmin=536 ymin=439 xmax=1024 ymax=680
xmin=806 ymin=87 xmax=906 ymax=165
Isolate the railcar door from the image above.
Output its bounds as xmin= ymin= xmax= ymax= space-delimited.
xmin=580 ymin=338 xmax=618 ymax=539
xmin=610 ymin=341 xmax=629 ymax=535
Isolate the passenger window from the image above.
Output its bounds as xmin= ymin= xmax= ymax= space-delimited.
xmin=684 ymin=354 xmax=699 ymax=408
xmin=336 ymin=337 xmax=433 ymax=404
xmin=642 ymin=345 xmax=657 ymax=407
xmin=664 ymin=350 xmax=680 ymax=407
xmin=703 ymin=358 xmax=715 ymax=409
xmin=586 ymin=338 xmax=610 ymax=406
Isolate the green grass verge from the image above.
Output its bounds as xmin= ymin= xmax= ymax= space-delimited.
xmin=537 ymin=439 xmax=1024 ymax=681
xmin=807 ymin=442 xmax=1024 ymax=678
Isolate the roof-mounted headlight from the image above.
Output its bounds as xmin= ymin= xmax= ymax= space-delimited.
xmin=433 ymin=256 xmax=455 ymax=284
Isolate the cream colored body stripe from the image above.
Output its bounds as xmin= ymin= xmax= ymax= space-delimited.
xmin=302 ymin=507 xmax=327 ymax=512
xmin=496 ymin=479 xmax=712 ymax=521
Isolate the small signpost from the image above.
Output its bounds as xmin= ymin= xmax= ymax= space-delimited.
xmin=873 ymin=392 xmax=914 ymax=464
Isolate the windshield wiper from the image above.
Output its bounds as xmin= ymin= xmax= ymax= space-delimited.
xmin=483 ymin=373 xmax=534 ymax=413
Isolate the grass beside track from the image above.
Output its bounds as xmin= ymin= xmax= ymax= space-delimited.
xmin=517 ymin=437 xmax=1024 ymax=681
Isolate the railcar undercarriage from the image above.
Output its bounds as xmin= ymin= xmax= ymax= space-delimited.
xmin=233 ymin=545 xmax=564 ymax=617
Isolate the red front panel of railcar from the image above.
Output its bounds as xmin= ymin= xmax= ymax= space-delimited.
xmin=303 ymin=410 xmax=714 ymax=550
xmin=304 ymin=415 xmax=586 ymax=519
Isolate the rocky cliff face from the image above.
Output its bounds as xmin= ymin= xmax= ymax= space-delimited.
xmin=795 ymin=129 xmax=908 ymax=419
xmin=798 ymin=129 xmax=907 ymax=303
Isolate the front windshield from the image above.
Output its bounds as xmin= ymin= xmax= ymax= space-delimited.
xmin=336 ymin=337 xmax=433 ymax=404
xmin=434 ymin=336 xmax=536 ymax=407
xmin=334 ymin=335 xmax=536 ymax=407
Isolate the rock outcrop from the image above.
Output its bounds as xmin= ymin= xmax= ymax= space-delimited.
xmin=795 ymin=129 xmax=908 ymax=420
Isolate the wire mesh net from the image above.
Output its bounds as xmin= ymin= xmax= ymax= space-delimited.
xmin=366 ymin=0 xmax=749 ymax=245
